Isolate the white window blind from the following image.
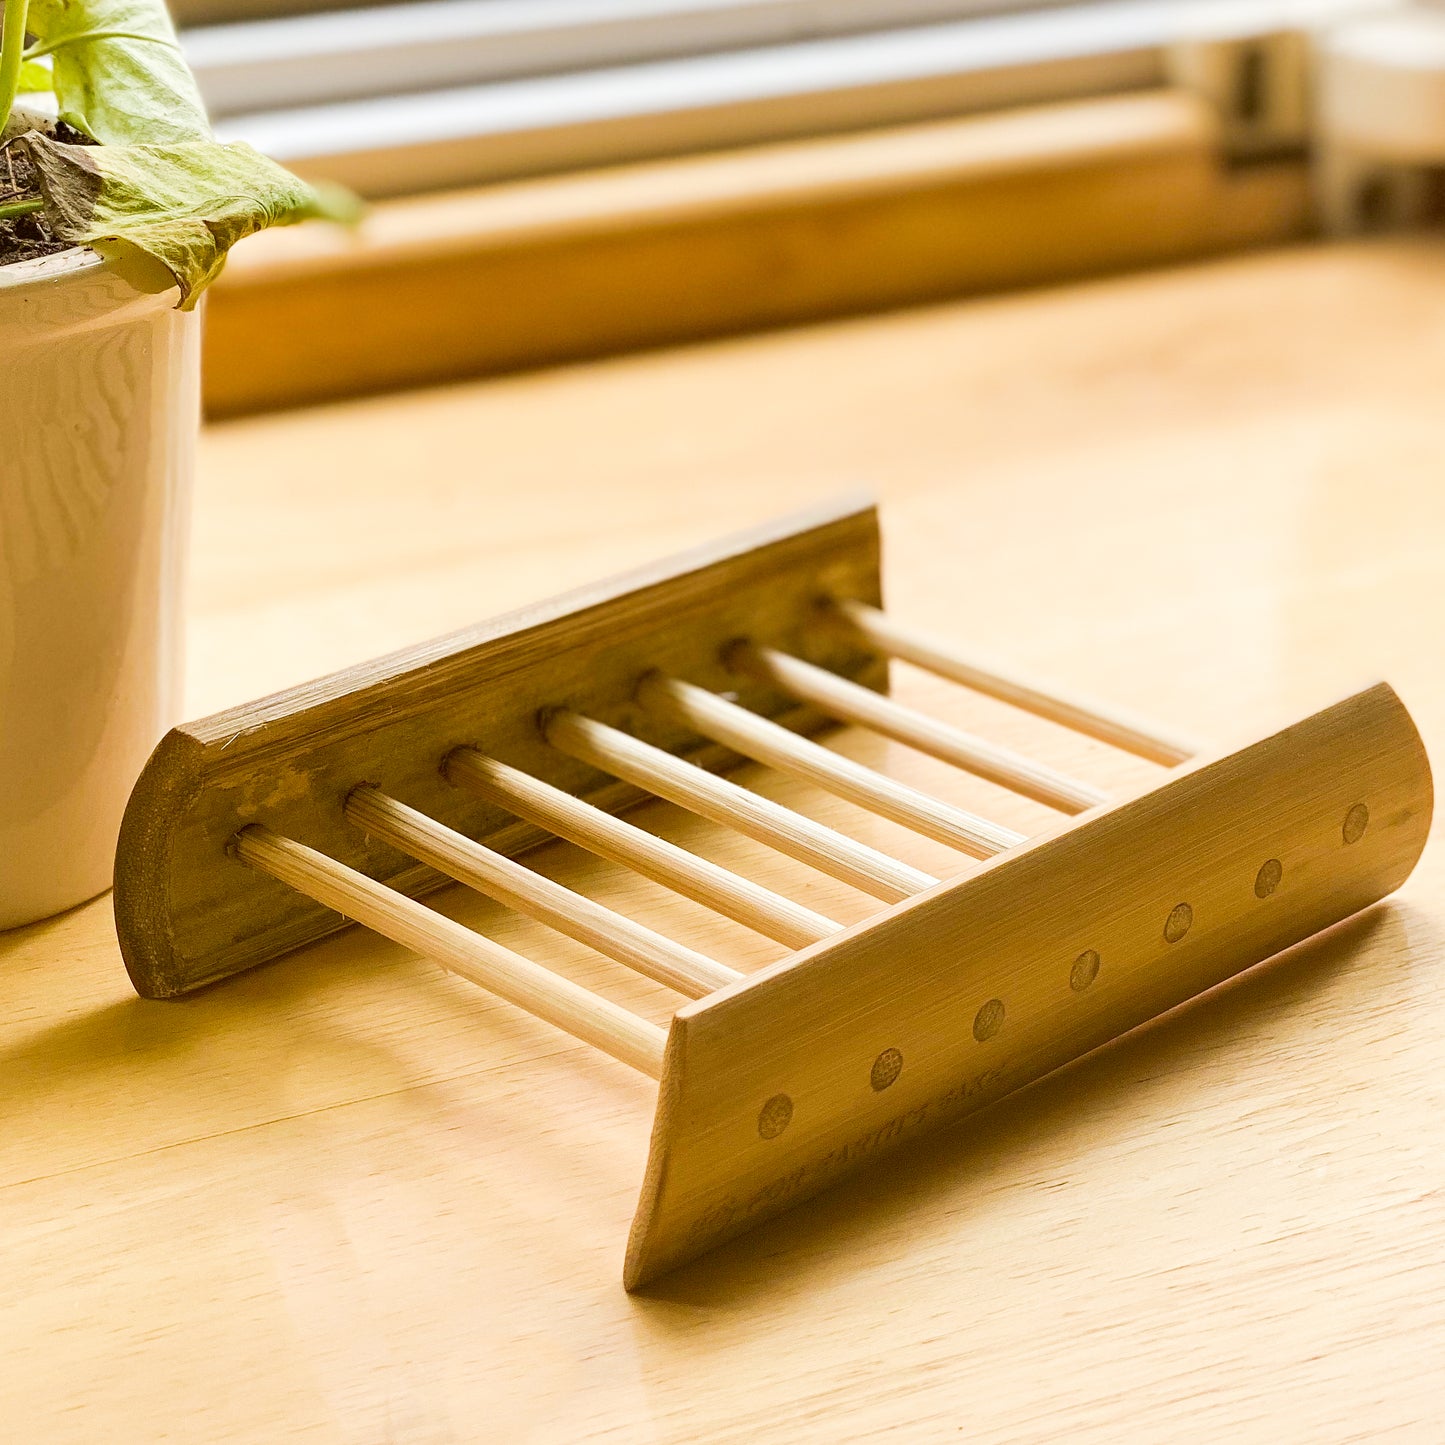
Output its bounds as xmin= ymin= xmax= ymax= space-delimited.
xmin=180 ymin=0 xmax=1389 ymax=196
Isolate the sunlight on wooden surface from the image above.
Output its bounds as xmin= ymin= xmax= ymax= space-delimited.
xmin=3 ymin=237 xmax=1444 ymax=1441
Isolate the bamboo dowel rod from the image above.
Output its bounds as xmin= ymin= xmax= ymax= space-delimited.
xmin=445 ymin=750 xmax=843 ymax=949
xmin=232 ymin=825 xmax=667 ymax=1077
xmin=544 ymin=711 xmax=938 ymax=903
xmin=732 ymin=644 xmax=1111 ymax=815
xmin=830 ymin=599 xmax=1204 ymax=765
xmin=345 ymin=786 xmax=740 ymax=998
xmin=638 ymin=673 xmax=1025 ymax=859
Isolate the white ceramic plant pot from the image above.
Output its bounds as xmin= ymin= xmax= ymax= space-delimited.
xmin=1 ymin=247 xmax=200 ymax=930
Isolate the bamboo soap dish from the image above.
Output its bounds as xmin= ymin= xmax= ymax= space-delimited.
xmin=113 ymin=497 xmax=1433 ymax=1289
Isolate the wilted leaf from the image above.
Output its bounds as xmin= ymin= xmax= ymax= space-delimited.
xmin=12 ymin=0 xmax=359 ymax=302
xmin=20 ymin=131 xmax=356 ymax=305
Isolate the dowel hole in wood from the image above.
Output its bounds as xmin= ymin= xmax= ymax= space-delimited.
xmin=972 ymin=998 xmax=1005 ymax=1043
xmin=870 ymin=1047 xmax=903 ymax=1092
xmin=1163 ymin=902 xmax=1194 ymax=944
xmin=1343 ymin=803 xmax=1370 ymax=846
xmin=719 ymin=636 xmax=753 ymax=671
xmin=1254 ymin=859 xmax=1283 ymax=899
xmin=757 ymin=1094 xmax=794 ymax=1140
xmin=1069 ymin=949 xmax=1101 ymax=993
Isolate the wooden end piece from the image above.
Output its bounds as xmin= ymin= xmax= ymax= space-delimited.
xmin=623 ymin=682 xmax=1433 ymax=1288
xmin=114 ymin=497 xmax=883 ymax=997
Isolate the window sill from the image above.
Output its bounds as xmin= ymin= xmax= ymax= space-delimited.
xmin=206 ymin=90 xmax=1311 ymax=417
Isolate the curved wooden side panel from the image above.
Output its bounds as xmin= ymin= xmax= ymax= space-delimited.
xmin=114 ymin=497 xmax=882 ymax=997
xmin=625 ymin=683 xmax=1433 ymax=1289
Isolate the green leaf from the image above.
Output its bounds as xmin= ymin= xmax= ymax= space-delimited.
xmin=25 ymin=0 xmax=209 ymax=145
xmin=19 ymin=131 xmax=357 ymax=306
xmin=18 ymin=59 xmax=53 ymax=92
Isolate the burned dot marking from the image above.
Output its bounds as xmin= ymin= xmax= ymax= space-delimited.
xmin=1254 ymin=858 xmax=1283 ymax=898
xmin=1163 ymin=902 xmax=1193 ymax=944
xmin=973 ymin=998 xmax=1005 ymax=1043
xmin=757 ymin=1094 xmax=793 ymax=1140
xmin=870 ymin=1047 xmax=903 ymax=1092
xmin=1070 ymin=949 xmax=1101 ymax=993
xmin=1343 ymin=803 xmax=1370 ymax=845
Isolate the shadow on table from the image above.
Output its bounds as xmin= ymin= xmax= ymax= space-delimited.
xmin=0 ymin=891 xmax=654 ymax=1220
xmin=629 ymin=900 xmax=1434 ymax=1314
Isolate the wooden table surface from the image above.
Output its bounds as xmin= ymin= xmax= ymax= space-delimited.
xmin=5 ymin=236 xmax=1444 ymax=1442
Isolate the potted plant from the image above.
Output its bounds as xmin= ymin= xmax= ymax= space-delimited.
xmin=1 ymin=0 xmax=350 ymax=929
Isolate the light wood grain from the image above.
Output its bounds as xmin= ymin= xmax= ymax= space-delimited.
xmin=736 ymin=642 xmax=1111 ymax=812
xmin=4 ymin=237 xmax=1445 ymax=1441
xmin=832 ymin=597 xmax=1206 ymax=764
xmin=639 ymin=671 xmax=1024 ymax=856
xmin=232 ymin=826 xmax=669 ymax=1076
xmin=344 ymin=786 xmax=741 ymax=998
xmin=447 ymin=749 xmax=844 ymax=947
xmin=546 ymin=708 xmax=939 ymax=901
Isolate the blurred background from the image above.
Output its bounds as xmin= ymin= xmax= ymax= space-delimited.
xmin=187 ymin=0 xmax=1445 ymax=417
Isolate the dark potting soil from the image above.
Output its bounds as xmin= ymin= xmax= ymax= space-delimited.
xmin=0 ymin=121 xmax=95 ymax=267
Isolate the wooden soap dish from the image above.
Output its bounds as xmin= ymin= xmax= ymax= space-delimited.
xmin=112 ymin=497 xmax=1433 ymax=1289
